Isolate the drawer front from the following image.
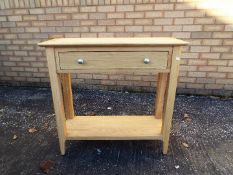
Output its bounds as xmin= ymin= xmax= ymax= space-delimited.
xmin=58 ymin=51 xmax=168 ymax=71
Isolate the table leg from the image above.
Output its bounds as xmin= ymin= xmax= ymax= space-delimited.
xmin=46 ymin=48 xmax=66 ymax=155
xmin=162 ymin=46 xmax=181 ymax=154
xmin=155 ymin=73 xmax=168 ymax=119
xmin=60 ymin=73 xmax=74 ymax=119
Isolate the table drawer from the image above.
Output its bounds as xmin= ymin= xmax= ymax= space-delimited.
xmin=57 ymin=51 xmax=168 ymax=71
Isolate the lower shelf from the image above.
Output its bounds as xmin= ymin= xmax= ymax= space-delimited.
xmin=66 ymin=116 xmax=163 ymax=140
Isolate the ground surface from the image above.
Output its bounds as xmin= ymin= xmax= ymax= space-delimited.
xmin=0 ymin=86 xmax=232 ymax=175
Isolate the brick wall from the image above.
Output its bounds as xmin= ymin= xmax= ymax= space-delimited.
xmin=0 ymin=0 xmax=233 ymax=96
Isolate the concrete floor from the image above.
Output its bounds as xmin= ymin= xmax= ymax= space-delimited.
xmin=0 ymin=86 xmax=232 ymax=175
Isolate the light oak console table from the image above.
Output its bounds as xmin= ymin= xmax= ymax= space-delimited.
xmin=38 ymin=38 xmax=188 ymax=155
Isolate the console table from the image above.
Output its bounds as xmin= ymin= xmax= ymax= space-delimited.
xmin=38 ymin=38 xmax=188 ymax=155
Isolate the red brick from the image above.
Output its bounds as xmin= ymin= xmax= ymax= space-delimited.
xmin=134 ymin=33 xmax=151 ymax=37
xmin=195 ymin=18 xmax=214 ymax=24
xmin=107 ymin=13 xmax=124 ymax=19
xmin=223 ymin=40 xmax=233 ymax=45
xmin=201 ymin=53 xmax=220 ymax=59
xmin=182 ymin=53 xmax=199 ymax=59
xmin=142 ymin=75 xmax=155 ymax=81
xmin=154 ymin=18 xmax=173 ymax=25
xmin=117 ymin=81 xmax=133 ymax=86
xmin=204 ymin=25 xmax=224 ymax=31
xmin=163 ymin=25 xmax=182 ymax=32
xmin=196 ymin=78 xmax=215 ymax=84
xmin=81 ymin=33 xmax=97 ymax=37
xmin=208 ymin=60 xmax=228 ymax=66
xmin=125 ymin=26 xmax=143 ymax=32
xmin=81 ymin=20 xmax=97 ymax=26
xmin=175 ymin=3 xmax=194 ymax=10
xmin=135 ymin=19 xmax=152 ymax=25
xmin=38 ymin=14 xmax=54 ymax=20
xmin=107 ymin=26 xmax=124 ymax=32
xmin=8 ymin=15 xmax=22 ymax=21
xmin=125 ymin=12 xmax=144 ymax=18
xmin=172 ymin=32 xmax=191 ymax=39
xmin=125 ymin=75 xmax=141 ymax=81
xmin=145 ymin=11 xmax=162 ymax=18
xmin=191 ymin=32 xmax=211 ymax=39
xmin=175 ymin=18 xmax=194 ymax=24
xmin=90 ymin=26 xmax=106 ymax=32
xmin=198 ymin=66 xmax=217 ymax=72
xmin=144 ymin=26 xmax=162 ymax=32
xmin=93 ymin=74 xmax=108 ymax=79
xmin=72 ymin=13 xmax=88 ymax=19
xmin=203 ymin=39 xmax=222 ymax=45
xmin=55 ymin=14 xmax=71 ymax=20
xmin=208 ymin=72 xmax=226 ymax=78
xmin=98 ymin=33 xmax=114 ymax=37
xmin=2 ymin=21 xmax=16 ymax=27
xmin=46 ymin=7 xmax=61 ymax=14
xmin=205 ymin=84 xmax=224 ymax=89
xmin=116 ymin=5 xmax=134 ymax=12
xmin=98 ymin=19 xmax=115 ymax=25
xmin=154 ymin=4 xmax=174 ymax=10
xmin=213 ymin=32 xmax=232 ymax=38
xmin=32 ymin=21 xmax=46 ymax=26
xmin=188 ymin=59 xmax=207 ymax=65
xmin=224 ymin=85 xmax=233 ymax=90
xmin=133 ymin=81 xmax=150 ymax=87
xmin=165 ymin=11 xmax=184 ymax=17
xmin=229 ymin=60 xmax=233 ymax=66
xmin=73 ymin=27 xmax=89 ymax=32
xmin=14 ymin=9 xmax=28 ymax=15
xmin=185 ymin=10 xmax=205 ymax=17
xmin=135 ymin=4 xmax=153 ymax=11
xmin=211 ymin=47 xmax=231 ymax=53
xmin=218 ymin=67 xmax=233 ymax=73
xmin=116 ymin=19 xmax=133 ymax=25
xmin=225 ymin=25 xmax=233 ymax=31
xmin=3 ymin=62 xmax=17 ymax=66
xmin=109 ymin=75 xmax=124 ymax=80
xmin=222 ymin=53 xmax=233 ymax=59
xmin=190 ymin=46 xmax=210 ymax=53
xmin=216 ymin=79 xmax=233 ymax=84
xmin=29 ymin=8 xmax=44 ymax=14
xmin=97 ymin=6 xmax=115 ymax=12
xmin=62 ymin=7 xmax=79 ymax=13
xmin=80 ymin=6 xmax=96 ymax=12
xmin=89 ymin=13 xmax=106 ymax=19
xmin=78 ymin=74 xmax=92 ymax=79
xmin=183 ymin=25 xmax=202 ymax=31
xmin=101 ymin=80 xmax=116 ymax=85
xmin=6 ymin=72 xmax=18 ymax=76
xmin=186 ymin=83 xmax=204 ymax=89
xmin=25 ymin=27 xmax=40 ymax=33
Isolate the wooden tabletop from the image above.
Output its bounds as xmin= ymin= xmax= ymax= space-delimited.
xmin=38 ymin=37 xmax=188 ymax=47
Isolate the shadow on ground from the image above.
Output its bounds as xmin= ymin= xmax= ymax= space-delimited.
xmin=0 ymin=86 xmax=232 ymax=175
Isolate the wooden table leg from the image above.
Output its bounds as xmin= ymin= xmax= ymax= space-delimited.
xmin=60 ymin=73 xmax=74 ymax=119
xmin=162 ymin=46 xmax=181 ymax=154
xmin=46 ymin=48 xmax=66 ymax=155
xmin=155 ymin=73 xmax=168 ymax=119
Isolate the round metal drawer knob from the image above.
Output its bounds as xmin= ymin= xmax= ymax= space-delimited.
xmin=77 ymin=58 xmax=84 ymax=64
xmin=144 ymin=58 xmax=150 ymax=64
